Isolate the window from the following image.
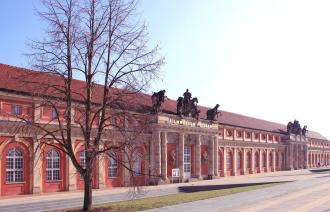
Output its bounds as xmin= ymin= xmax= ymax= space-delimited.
xmin=275 ymin=136 xmax=278 ymax=142
xmin=80 ymin=151 xmax=86 ymax=169
xmin=46 ymin=149 xmax=60 ymax=181
xmin=246 ymin=132 xmax=251 ymax=139
xmin=11 ymin=105 xmax=22 ymax=115
xmin=219 ymin=128 xmax=223 ymax=136
xmin=132 ymin=118 xmax=139 ymax=127
xmin=236 ymin=131 xmax=242 ymax=138
xmin=226 ymin=129 xmax=232 ymax=137
xmin=263 ymin=152 xmax=267 ymax=167
xmin=51 ymin=108 xmax=58 ymax=119
xmin=262 ymin=134 xmax=266 ymax=140
xmin=237 ymin=152 xmax=241 ymax=169
xmin=269 ymin=153 xmax=273 ymax=166
xmin=254 ymin=133 xmax=259 ymax=140
xmin=124 ymin=116 xmax=129 ymax=129
xmin=254 ymin=153 xmax=259 ymax=168
xmin=226 ymin=151 xmax=232 ymax=170
xmin=246 ymin=152 xmax=251 ymax=168
xmin=6 ymin=148 xmax=24 ymax=182
xmin=184 ymin=146 xmax=191 ymax=173
xmin=108 ymin=151 xmax=118 ymax=177
xmin=132 ymin=153 xmax=141 ymax=176
xmin=269 ymin=135 xmax=273 ymax=141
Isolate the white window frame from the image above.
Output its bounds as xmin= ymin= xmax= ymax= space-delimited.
xmin=184 ymin=146 xmax=191 ymax=174
xmin=80 ymin=151 xmax=86 ymax=169
xmin=51 ymin=108 xmax=58 ymax=119
xmin=6 ymin=147 xmax=24 ymax=183
xmin=108 ymin=151 xmax=118 ymax=178
xmin=12 ymin=105 xmax=22 ymax=115
xmin=46 ymin=149 xmax=61 ymax=181
xmin=132 ymin=153 xmax=141 ymax=176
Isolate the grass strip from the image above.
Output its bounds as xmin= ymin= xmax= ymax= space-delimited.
xmin=81 ymin=182 xmax=281 ymax=212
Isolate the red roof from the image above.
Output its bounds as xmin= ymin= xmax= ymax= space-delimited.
xmin=0 ymin=63 xmax=327 ymax=140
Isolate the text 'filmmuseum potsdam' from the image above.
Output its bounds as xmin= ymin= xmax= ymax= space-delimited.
xmin=0 ymin=63 xmax=328 ymax=196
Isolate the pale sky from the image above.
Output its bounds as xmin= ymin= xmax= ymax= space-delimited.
xmin=1 ymin=0 xmax=330 ymax=138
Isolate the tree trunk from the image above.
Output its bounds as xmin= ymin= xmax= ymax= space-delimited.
xmin=83 ymin=169 xmax=93 ymax=211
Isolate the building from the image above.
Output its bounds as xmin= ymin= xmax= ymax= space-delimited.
xmin=0 ymin=63 xmax=329 ymax=196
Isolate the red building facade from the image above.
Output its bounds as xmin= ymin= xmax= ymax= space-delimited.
xmin=0 ymin=63 xmax=329 ymax=196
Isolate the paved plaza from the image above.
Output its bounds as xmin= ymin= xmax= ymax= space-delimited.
xmin=1 ymin=169 xmax=330 ymax=211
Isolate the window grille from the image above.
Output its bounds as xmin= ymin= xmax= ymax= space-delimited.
xmin=46 ymin=149 xmax=60 ymax=181
xmin=6 ymin=148 xmax=24 ymax=182
xmin=12 ymin=105 xmax=22 ymax=115
xmin=108 ymin=151 xmax=118 ymax=177
xmin=132 ymin=153 xmax=141 ymax=176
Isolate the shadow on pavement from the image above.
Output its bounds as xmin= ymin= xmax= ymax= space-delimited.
xmin=309 ymin=168 xmax=330 ymax=173
xmin=258 ymin=173 xmax=314 ymax=178
xmin=315 ymin=175 xmax=330 ymax=178
xmin=177 ymin=181 xmax=292 ymax=193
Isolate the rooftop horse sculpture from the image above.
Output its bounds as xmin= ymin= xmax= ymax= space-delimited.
xmin=206 ymin=104 xmax=221 ymax=121
xmin=151 ymin=90 xmax=166 ymax=114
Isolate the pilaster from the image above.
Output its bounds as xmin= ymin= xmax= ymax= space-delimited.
xmin=233 ymin=148 xmax=237 ymax=176
xmin=195 ymin=135 xmax=201 ymax=179
xmin=223 ymin=148 xmax=227 ymax=177
xmin=68 ymin=156 xmax=77 ymax=191
xmin=272 ymin=150 xmax=276 ymax=171
xmin=266 ymin=149 xmax=270 ymax=172
xmin=209 ymin=136 xmax=214 ymax=175
xmin=243 ymin=148 xmax=246 ymax=175
xmin=213 ymin=136 xmax=219 ymax=176
xmin=251 ymin=149 xmax=255 ymax=174
xmin=179 ymin=133 xmax=185 ymax=180
xmin=259 ymin=149 xmax=262 ymax=172
xmin=33 ymin=145 xmax=42 ymax=193
xmin=98 ymin=154 xmax=106 ymax=189
xmin=161 ymin=131 xmax=168 ymax=180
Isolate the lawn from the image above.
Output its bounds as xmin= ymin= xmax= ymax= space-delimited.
xmin=62 ymin=182 xmax=282 ymax=212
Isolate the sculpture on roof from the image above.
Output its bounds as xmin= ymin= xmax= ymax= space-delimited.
xmin=190 ymin=97 xmax=200 ymax=119
xmin=302 ymin=125 xmax=308 ymax=136
xmin=176 ymin=97 xmax=183 ymax=117
xmin=206 ymin=104 xmax=221 ymax=121
xmin=182 ymin=89 xmax=192 ymax=116
xmin=151 ymin=90 xmax=166 ymax=114
xmin=176 ymin=89 xmax=200 ymax=119
xmin=287 ymin=119 xmax=305 ymax=136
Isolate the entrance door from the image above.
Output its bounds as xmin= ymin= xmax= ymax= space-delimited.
xmin=184 ymin=146 xmax=191 ymax=178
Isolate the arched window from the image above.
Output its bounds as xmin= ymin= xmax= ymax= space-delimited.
xmin=46 ymin=149 xmax=60 ymax=181
xmin=108 ymin=150 xmax=118 ymax=177
xmin=237 ymin=152 xmax=241 ymax=169
xmin=263 ymin=152 xmax=267 ymax=167
xmin=132 ymin=153 xmax=142 ymax=176
xmin=246 ymin=152 xmax=251 ymax=169
xmin=226 ymin=151 xmax=232 ymax=170
xmin=254 ymin=152 xmax=259 ymax=168
xmin=80 ymin=151 xmax=86 ymax=169
xmin=6 ymin=147 xmax=24 ymax=182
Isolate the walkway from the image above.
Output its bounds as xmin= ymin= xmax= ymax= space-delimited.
xmin=0 ymin=169 xmax=326 ymax=212
xmin=147 ymin=170 xmax=330 ymax=212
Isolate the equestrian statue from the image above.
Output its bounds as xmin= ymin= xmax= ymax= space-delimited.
xmin=287 ymin=119 xmax=307 ymax=136
xmin=151 ymin=90 xmax=166 ymax=114
xmin=206 ymin=104 xmax=221 ymax=121
xmin=176 ymin=89 xmax=200 ymax=119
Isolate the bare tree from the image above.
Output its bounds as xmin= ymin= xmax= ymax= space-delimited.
xmin=13 ymin=0 xmax=164 ymax=210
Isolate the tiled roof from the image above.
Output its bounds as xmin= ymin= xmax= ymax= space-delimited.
xmin=0 ymin=63 xmax=327 ymax=140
